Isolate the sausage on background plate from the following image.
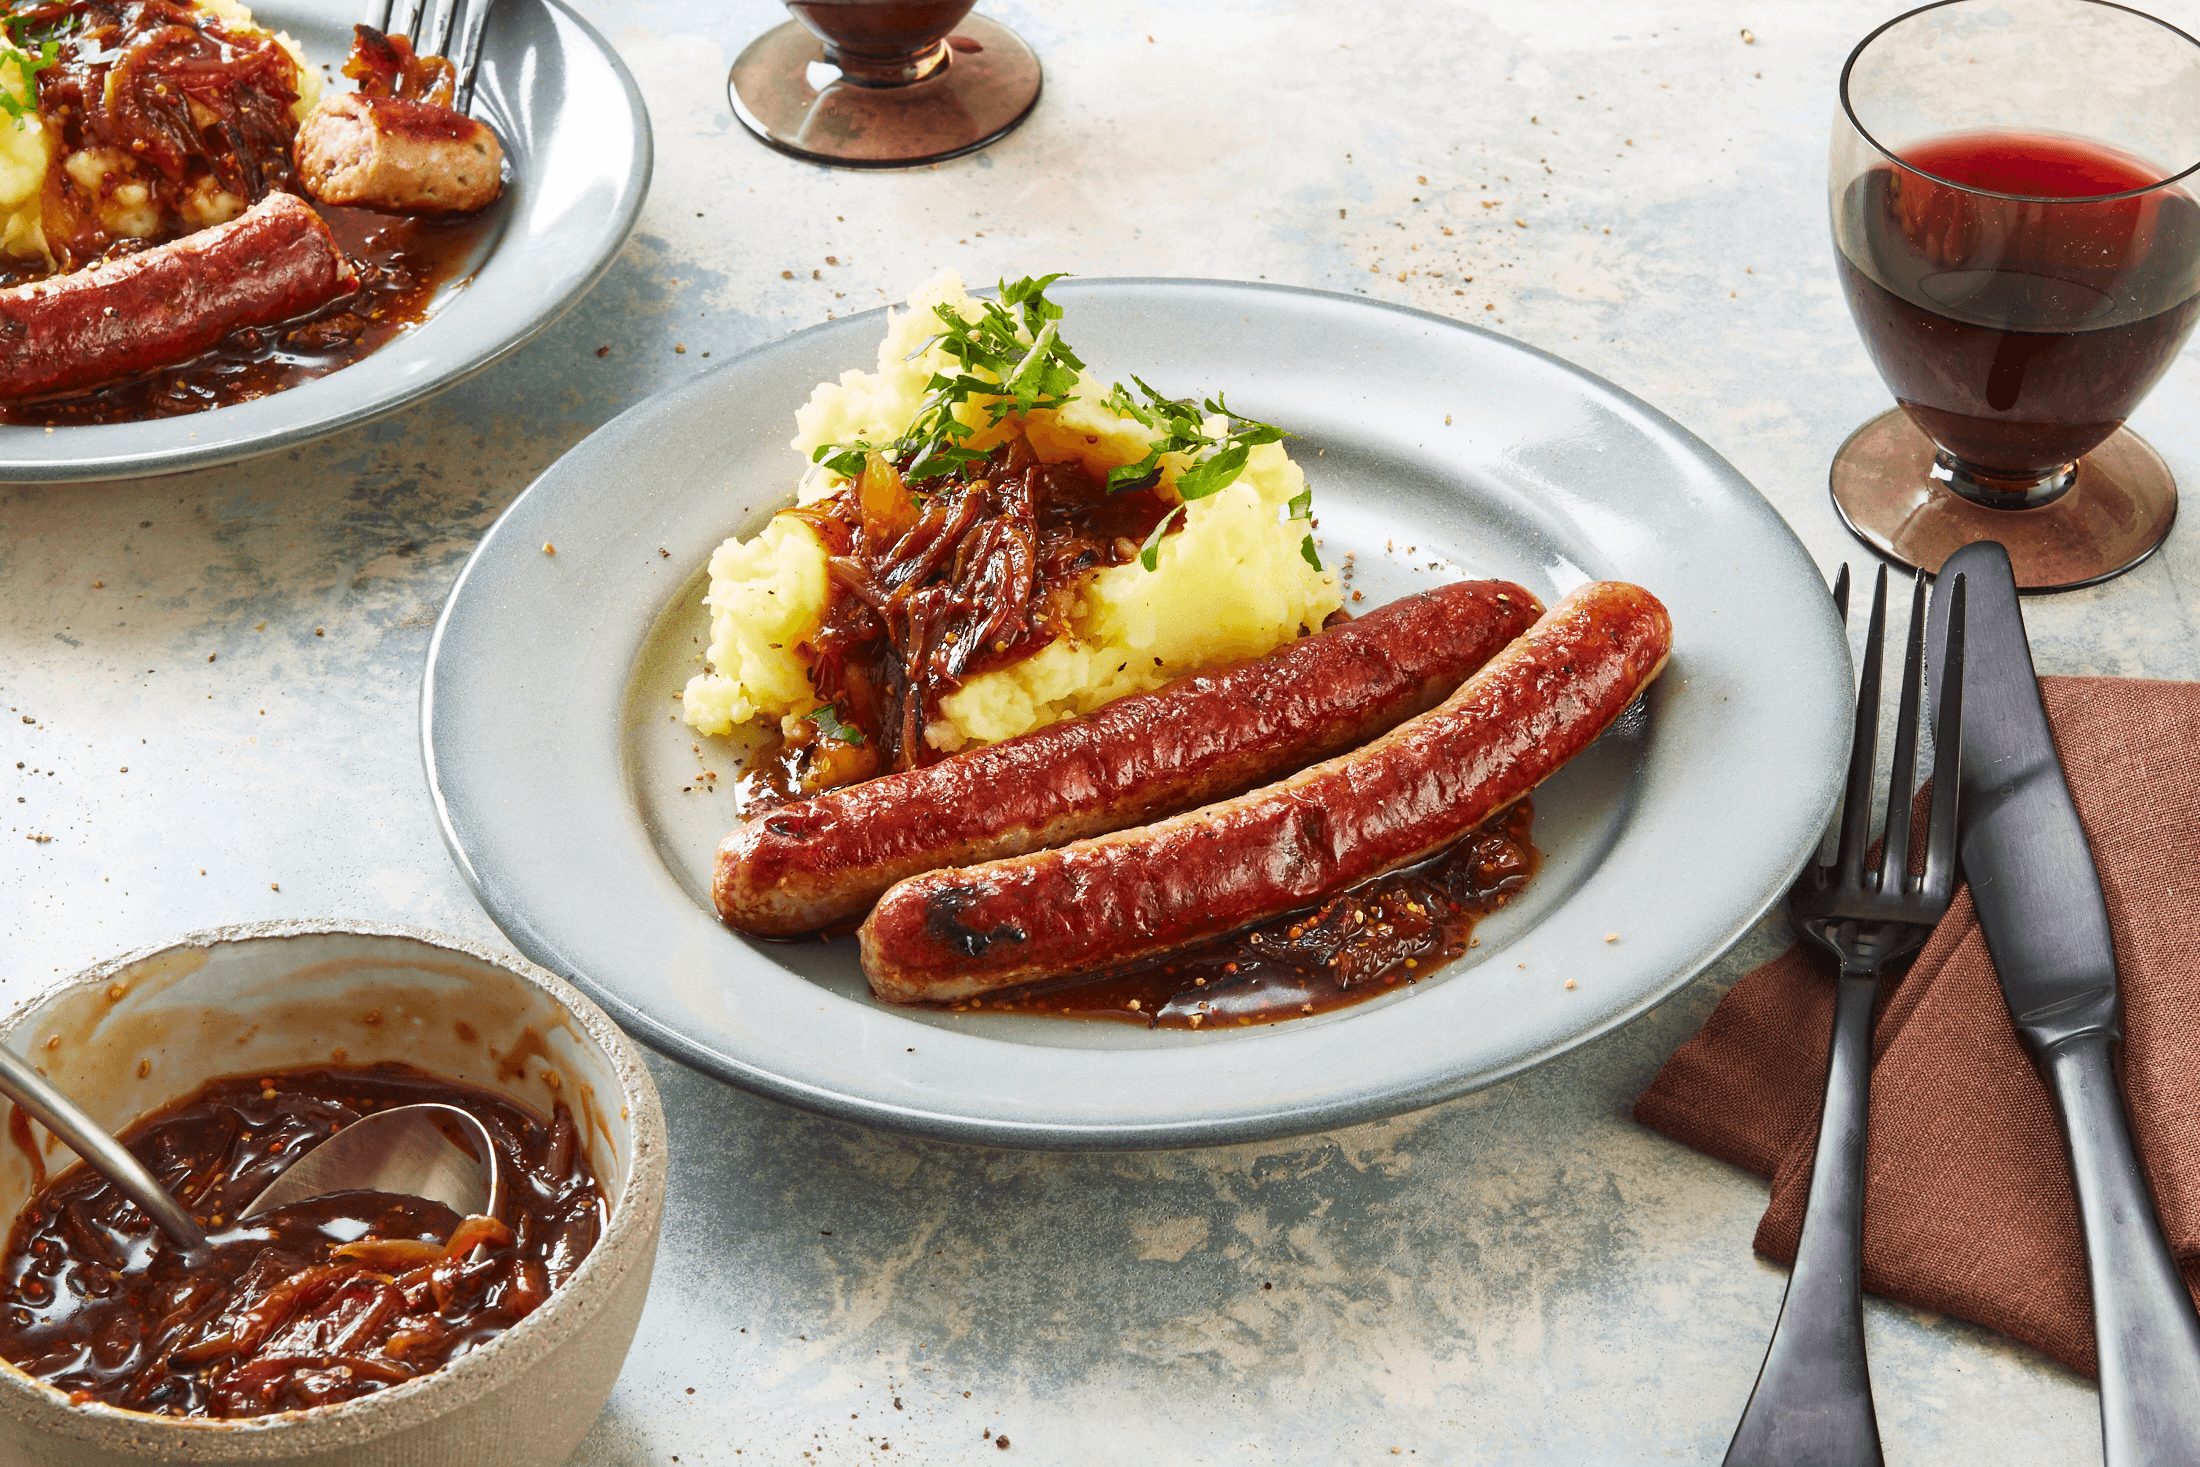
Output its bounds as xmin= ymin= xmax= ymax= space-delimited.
xmin=295 ymin=93 xmax=505 ymax=216
xmin=0 ymin=192 xmax=356 ymax=401
xmin=717 ymin=579 xmax=1544 ymax=936
xmin=858 ymin=580 xmax=1673 ymax=1004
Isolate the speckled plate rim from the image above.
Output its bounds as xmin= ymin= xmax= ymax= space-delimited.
xmin=422 ymin=278 xmax=1851 ymax=1152
xmin=0 ymin=0 xmax=651 ymax=484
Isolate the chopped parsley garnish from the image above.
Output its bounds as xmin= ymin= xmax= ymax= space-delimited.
xmin=813 ymin=275 xmax=1322 ymax=572
xmin=1098 ymin=379 xmax=1284 ymax=498
xmin=0 ymin=14 xmax=59 ymax=128
xmin=7 ymin=2 xmax=87 ymax=51
xmin=805 ymin=703 xmax=864 ymax=747
xmin=1289 ymin=490 xmax=1321 ymax=570
xmin=1103 ymin=377 xmax=1319 ymax=570
xmin=813 ymin=272 xmax=1085 ymax=486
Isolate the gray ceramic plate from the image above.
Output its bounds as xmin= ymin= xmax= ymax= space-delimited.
xmin=0 ymin=0 xmax=649 ymax=483
xmin=424 ymin=280 xmax=1850 ymax=1151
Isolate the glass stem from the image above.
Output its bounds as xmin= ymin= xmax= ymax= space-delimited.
xmin=824 ymin=40 xmax=953 ymax=87
xmin=1930 ymin=448 xmax=2079 ymax=511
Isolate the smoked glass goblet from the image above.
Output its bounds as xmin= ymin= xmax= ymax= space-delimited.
xmin=1829 ymin=0 xmax=2200 ymax=591
xmin=729 ymin=1 xmax=1042 ymax=169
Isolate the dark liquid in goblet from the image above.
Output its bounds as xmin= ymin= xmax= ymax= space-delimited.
xmin=785 ymin=0 xmax=974 ymax=69
xmin=1835 ymin=130 xmax=2200 ymax=481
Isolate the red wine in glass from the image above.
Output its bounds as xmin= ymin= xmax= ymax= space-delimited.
xmin=1827 ymin=0 xmax=2200 ymax=592
xmin=1837 ymin=130 xmax=2200 ymax=486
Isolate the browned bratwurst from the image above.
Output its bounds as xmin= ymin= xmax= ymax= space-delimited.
xmin=0 ymin=193 xmax=356 ymax=401
xmin=859 ymin=580 xmax=1672 ymax=1003
xmin=718 ymin=580 xmax=1544 ymax=936
xmin=295 ymin=94 xmax=505 ymax=215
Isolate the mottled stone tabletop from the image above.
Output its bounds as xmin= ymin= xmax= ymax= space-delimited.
xmin=8 ymin=1 xmax=2200 ymax=1462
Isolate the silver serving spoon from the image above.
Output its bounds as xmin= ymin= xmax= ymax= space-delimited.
xmin=0 ymin=1044 xmax=499 ymax=1251
xmin=242 ymin=1102 xmax=501 ymax=1222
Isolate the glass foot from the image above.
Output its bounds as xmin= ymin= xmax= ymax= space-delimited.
xmin=728 ymin=14 xmax=1042 ymax=169
xmin=1829 ymin=408 xmax=2177 ymax=593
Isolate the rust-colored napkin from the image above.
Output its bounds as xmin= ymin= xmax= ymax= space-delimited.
xmin=1635 ymin=675 xmax=2200 ymax=1378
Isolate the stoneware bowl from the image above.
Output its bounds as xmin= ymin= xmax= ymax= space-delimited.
xmin=0 ymin=920 xmax=667 ymax=1467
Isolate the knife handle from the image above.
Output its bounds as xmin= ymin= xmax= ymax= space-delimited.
xmin=2041 ymin=1034 xmax=2200 ymax=1467
xmin=1724 ymin=972 xmax=1884 ymax=1467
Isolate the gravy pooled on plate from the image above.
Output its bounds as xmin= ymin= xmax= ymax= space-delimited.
xmin=962 ymin=801 xmax=1539 ymax=1028
xmin=0 ymin=1063 xmax=601 ymax=1418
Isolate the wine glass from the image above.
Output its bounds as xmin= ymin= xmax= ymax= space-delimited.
xmin=1829 ymin=0 xmax=2200 ymax=592
xmin=728 ymin=1 xmax=1042 ymax=169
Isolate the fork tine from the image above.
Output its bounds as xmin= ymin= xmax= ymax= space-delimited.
xmin=1801 ymin=565 xmax=1855 ymax=887
xmin=1878 ymin=571 xmax=1928 ymax=893
xmin=1920 ymin=573 xmax=1966 ymax=901
xmin=1834 ymin=565 xmax=1889 ymax=884
xmin=453 ymin=0 xmax=495 ymax=114
xmin=376 ymin=0 xmax=396 ymax=32
xmin=428 ymin=0 xmax=461 ymax=64
xmin=392 ymin=0 xmax=424 ymax=40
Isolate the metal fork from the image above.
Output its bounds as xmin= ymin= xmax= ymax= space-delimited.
xmin=1723 ymin=563 xmax=1967 ymax=1467
xmin=376 ymin=0 xmax=497 ymax=112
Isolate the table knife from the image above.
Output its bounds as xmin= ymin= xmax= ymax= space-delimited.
xmin=1928 ymin=540 xmax=2200 ymax=1466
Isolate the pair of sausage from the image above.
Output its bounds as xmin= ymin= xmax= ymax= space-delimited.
xmin=716 ymin=580 xmax=1545 ymax=937
xmin=716 ymin=579 xmax=1673 ymax=1005
xmin=857 ymin=580 xmax=1671 ymax=1001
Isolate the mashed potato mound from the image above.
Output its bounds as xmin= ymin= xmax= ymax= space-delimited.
xmin=682 ymin=270 xmax=1340 ymax=751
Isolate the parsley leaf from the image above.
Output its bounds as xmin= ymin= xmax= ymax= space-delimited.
xmin=805 ymin=703 xmax=864 ymax=747
xmin=811 ymin=443 xmax=871 ymax=480
xmin=1137 ymin=503 xmax=1185 ymax=572
xmin=0 ymin=27 xmax=57 ymax=128
xmin=1103 ymin=446 xmax=1164 ymax=493
xmin=1173 ymin=442 xmax=1248 ymax=502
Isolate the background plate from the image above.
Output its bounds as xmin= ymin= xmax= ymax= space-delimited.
xmin=423 ymin=279 xmax=1850 ymax=1150
xmin=0 ymin=0 xmax=650 ymax=483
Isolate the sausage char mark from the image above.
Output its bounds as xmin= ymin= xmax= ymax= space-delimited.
xmin=923 ymin=886 xmax=1028 ymax=958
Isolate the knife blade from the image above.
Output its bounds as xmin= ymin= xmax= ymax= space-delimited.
xmin=1924 ymin=541 xmax=2118 ymax=1051
xmin=1927 ymin=539 xmax=2200 ymax=1467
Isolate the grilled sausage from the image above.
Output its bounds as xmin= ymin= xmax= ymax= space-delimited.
xmin=0 ymin=193 xmax=356 ymax=400
xmin=295 ymin=93 xmax=504 ymax=215
xmin=858 ymin=580 xmax=1672 ymax=1003
xmin=717 ymin=580 xmax=1545 ymax=936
